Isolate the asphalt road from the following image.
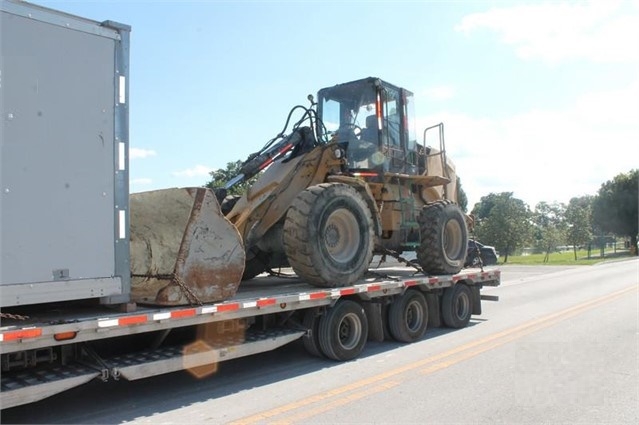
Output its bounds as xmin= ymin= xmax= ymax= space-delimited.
xmin=2 ymin=260 xmax=638 ymax=424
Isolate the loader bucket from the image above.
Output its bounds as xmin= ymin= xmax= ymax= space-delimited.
xmin=129 ymin=188 xmax=245 ymax=306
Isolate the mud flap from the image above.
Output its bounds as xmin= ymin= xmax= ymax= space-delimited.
xmin=471 ymin=285 xmax=482 ymax=315
xmin=426 ymin=292 xmax=441 ymax=329
xmin=362 ymin=301 xmax=384 ymax=342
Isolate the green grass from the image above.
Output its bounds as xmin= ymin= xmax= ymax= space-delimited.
xmin=501 ymin=249 xmax=634 ymax=266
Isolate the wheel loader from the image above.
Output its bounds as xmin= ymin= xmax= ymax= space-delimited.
xmin=129 ymin=77 xmax=469 ymax=305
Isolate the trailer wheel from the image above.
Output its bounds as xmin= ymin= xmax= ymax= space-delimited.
xmin=388 ymin=290 xmax=429 ymax=343
xmin=301 ymin=308 xmax=324 ymax=358
xmin=416 ymin=201 xmax=468 ymax=275
xmin=318 ymin=300 xmax=368 ymax=361
xmin=283 ymin=183 xmax=374 ymax=287
xmin=441 ymin=283 xmax=473 ymax=328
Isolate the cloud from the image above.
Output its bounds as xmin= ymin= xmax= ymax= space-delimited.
xmin=455 ymin=1 xmax=639 ymax=64
xmin=172 ymin=165 xmax=214 ymax=178
xmin=420 ymin=79 xmax=639 ymax=209
xmin=130 ymin=148 xmax=157 ymax=159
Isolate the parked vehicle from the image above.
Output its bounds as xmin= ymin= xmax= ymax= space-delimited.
xmin=465 ymin=240 xmax=499 ymax=267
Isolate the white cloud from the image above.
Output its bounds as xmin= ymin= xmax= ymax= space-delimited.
xmin=172 ymin=165 xmax=214 ymax=178
xmin=455 ymin=1 xmax=639 ymax=64
xmin=419 ymin=79 xmax=639 ymax=209
xmin=130 ymin=148 xmax=157 ymax=159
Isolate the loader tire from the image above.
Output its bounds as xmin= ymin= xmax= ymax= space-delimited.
xmin=416 ymin=200 xmax=468 ymax=275
xmin=283 ymin=183 xmax=374 ymax=287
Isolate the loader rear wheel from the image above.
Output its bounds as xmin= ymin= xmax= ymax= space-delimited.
xmin=283 ymin=183 xmax=374 ymax=287
xmin=318 ymin=300 xmax=368 ymax=361
xmin=416 ymin=201 xmax=468 ymax=275
xmin=388 ymin=290 xmax=429 ymax=343
xmin=442 ymin=283 xmax=472 ymax=328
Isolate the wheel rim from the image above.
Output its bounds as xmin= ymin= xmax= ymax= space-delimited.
xmin=455 ymin=291 xmax=470 ymax=320
xmin=405 ymin=300 xmax=424 ymax=332
xmin=443 ymin=219 xmax=464 ymax=261
xmin=324 ymin=208 xmax=360 ymax=263
xmin=337 ymin=313 xmax=362 ymax=350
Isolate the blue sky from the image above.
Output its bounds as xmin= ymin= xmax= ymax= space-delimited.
xmin=31 ymin=0 xmax=639 ymax=209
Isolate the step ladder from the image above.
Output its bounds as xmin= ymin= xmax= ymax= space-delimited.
xmin=398 ymin=179 xmax=420 ymax=250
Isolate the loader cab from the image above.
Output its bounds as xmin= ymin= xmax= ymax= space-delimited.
xmin=317 ymin=77 xmax=420 ymax=178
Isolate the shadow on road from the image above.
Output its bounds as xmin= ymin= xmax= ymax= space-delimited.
xmin=1 ymin=321 xmax=478 ymax=424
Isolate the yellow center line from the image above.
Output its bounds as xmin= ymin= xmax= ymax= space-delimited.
xmin=418 ymin=284 xmax=638 ymax=374
xmin=230 ymin=285 xmax=637 ymax=425
xmin=270 ymin=380 xmax=401 ymax=425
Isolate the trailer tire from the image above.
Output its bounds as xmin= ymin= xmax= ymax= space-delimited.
xmin=388 ymin=290 xmax=429 ymax=342
xmin=416 ymin=201 xmax=468 ymax=275
xmin=283 ymin=183 xmax=374 ymax=287
xmin=302 ymin=308 xmax=324 ymax=358
xmin=318 ymin=300 xmax=368 ymax=361
xmin=441 ymin=283 xmax=473 ymax=328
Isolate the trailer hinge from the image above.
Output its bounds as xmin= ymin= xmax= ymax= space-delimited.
xmin=78 ymin=343 xmax=111 ymax=382
xmin=374 ymin=246 xmax=424 ymax=275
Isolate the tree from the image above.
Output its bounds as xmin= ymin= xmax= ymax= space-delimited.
xmin=592 ymin=169 xmax=638 ymax=256
xmin=471 ymin=192 xmax=533 ymax=262
xmin=456 ymin=176 xmax=468 ymax=213
xmin=533 ymin=202 xmax=567 ymax=263
xmin=205 ymin=160 xmax=260 ymax=196
xmin=565 ymin=196 xmax=594 ymax=260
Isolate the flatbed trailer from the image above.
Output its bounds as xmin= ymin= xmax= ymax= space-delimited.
xmin=0 ymin=0 xmax=500 ymax=410
xmin=1 ymin=266 xmax=499 ymax=409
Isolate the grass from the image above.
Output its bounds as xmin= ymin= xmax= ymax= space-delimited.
xmin=501 ymin=249 xmax=635 ymax=266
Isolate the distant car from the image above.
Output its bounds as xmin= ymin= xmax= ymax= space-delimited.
xmin=465 ymin=240 xmax=498 ymax=267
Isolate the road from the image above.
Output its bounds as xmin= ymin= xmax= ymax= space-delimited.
xmin=2 ymin=260 xmax=638 ymax=424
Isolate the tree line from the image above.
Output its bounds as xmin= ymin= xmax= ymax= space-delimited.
xmin=469 ymin=169 xmax=638 ymax=262
xmin=207 ymin=162 xmax=637 ymax=262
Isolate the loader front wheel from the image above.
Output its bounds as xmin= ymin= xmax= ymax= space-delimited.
xmin=416 ymin=201 xmax=468 ymax=275
xmin=283 ymin=183 xmax=374 ymax=287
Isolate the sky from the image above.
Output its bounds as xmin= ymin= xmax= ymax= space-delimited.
xmin=29 ymin=0 xmax=639 ymax=209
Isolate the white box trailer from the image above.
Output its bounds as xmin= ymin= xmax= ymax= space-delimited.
xmin=0 ymin=0 xmax=131 ymax=308
xmin=0 ymin=0 xmax=500 ymax=410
